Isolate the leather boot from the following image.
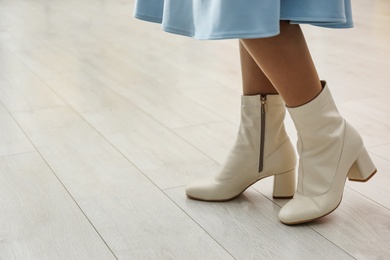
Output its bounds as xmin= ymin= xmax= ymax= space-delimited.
xmin=279 ymin=81 xmax=377 ymax=225
xmin=185 ymin=94 xmax=296 ymax=201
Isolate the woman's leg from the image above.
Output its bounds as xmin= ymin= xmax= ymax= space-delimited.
xmin=239 ymin=41 xmax=277 ymax=95
xmin=240 ymin=21 xmax=322 ymax=107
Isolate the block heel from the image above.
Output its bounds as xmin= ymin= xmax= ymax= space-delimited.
xmin=348 ymin=147 xmax=377 ymax=182
xmin=273 ymin=169 xmax=295 ymax=199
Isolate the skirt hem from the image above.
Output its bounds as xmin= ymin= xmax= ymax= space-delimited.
xmin=163 ymin=25 xmax=280 ymax=40
xmin=134 ymin=14 xmax=353 ymax=40
xmin=134 ymin=13 xmax=162 ymax=24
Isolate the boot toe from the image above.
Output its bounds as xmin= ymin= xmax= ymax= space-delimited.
xmin=185 ymin=178 xmax=216 ymax=201
xmin=278 ymin=196 xmax=323 ymax=225
xmin=278 ymin=192 xmax=343 ymax=225
xmin=185 ymin=178 xmax=242 ymax=201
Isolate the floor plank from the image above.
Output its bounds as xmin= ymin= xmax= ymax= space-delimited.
xmin=174 ymin=121 xmax=238 ymax=164
xmin=12 ymin=106 xmax=232 ymax=259
xmin=165 ymin=187 xmax=354 ymax=259
xmin=0 ymin=51 xmax=31 ymax=80
xmin=308 ymin=189 xmax=390 ymax=260
xmin=0 ymin=102 xmax=35 ymax=156
xmin=40 ymin=74 xmax=221 ymax=189
xmin=0 ymin=152 xmax=116 ymax=260
xmin=0 ymin=71 xmax=65 ymax=113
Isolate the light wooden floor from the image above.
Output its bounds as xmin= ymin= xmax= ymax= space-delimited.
xmin=1 ymin=0 xmax=389 ymax=259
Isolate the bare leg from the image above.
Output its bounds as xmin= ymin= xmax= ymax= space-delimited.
xmin=239 ymin=41 xmax=278 ymax=95
xmin=240 ymin=21 xmax=322 ymax=107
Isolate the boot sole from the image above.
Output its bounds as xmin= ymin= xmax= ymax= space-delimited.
xmin=186 ymin=175 xmax=294 ymax=202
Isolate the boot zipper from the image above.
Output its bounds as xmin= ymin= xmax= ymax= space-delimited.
xmin=259 ymin=95 xmax=266 ymax=172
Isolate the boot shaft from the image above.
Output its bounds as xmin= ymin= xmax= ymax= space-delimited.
xmin=218 ymin=94 xmax=291 ymax=181
xmin=288 ymin=82 xmax=359 ymax=195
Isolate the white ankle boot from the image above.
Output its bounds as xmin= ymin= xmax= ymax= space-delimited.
xmin=185 ymin=94 xmax=296 ymax=201
xmin=278 ymin=82 xmax=377 ymax=225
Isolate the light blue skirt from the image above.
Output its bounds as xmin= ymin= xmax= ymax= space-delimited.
xmin=134 ymin=0 xmax=353 ymax=40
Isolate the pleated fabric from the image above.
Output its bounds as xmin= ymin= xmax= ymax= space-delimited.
xmin=134 ymin=0 xmax=353 ymax=40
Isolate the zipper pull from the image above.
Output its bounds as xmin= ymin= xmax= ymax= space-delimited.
xmin=261 ymin=95 xmax=267 ymax=114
